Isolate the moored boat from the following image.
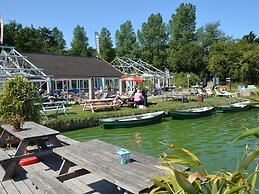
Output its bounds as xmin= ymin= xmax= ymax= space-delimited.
xmin=215 ymin=101 xmax=252 ymax=113
xmin=169 ymin=107 xmax=215 ymax=119
xmin=99 ymin=111 xmax=165 ymax=129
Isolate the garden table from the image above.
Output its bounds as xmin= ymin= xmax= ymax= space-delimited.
xmin=54 ymin=139 xmax=189 ymax=193
xmin=0 ymin=121 xmax=62 ymax=180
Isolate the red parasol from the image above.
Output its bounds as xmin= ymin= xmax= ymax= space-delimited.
xmin=121 ymin=75 xmax=144 ymax=82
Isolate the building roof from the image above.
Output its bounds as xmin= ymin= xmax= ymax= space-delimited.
xmin=23 ymin=53 xmax=124 ymax=79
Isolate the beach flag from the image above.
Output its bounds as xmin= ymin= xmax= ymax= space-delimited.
xmin=95 ymin=31 xmax=100 ymax=57
xmin=0 ymin=17 xmax=3 ymax=44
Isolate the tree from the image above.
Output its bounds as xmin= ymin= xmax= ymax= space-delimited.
xmin=137 ymin=13 xmax=168 ymax=69
xmin=168 ymin=3 xmax=196 ymax=45
xmin=70 ymin=25 xmax=89 ymax=56
xmin=196 ymin=21 xmax=229 ymax=77
xmin=208 ymin=41 xmax=259 ymax=84
xmin=169 ymin=42 xmax=204 ymax=74
xmin=167 ymin=3 xmax=200 ymax=74
xmin=238 ymin=44 xmax=259 ymax=84
xmin=15 ymin=26 xmax=44 ymax=52
xmin=241 ymin=31 xmax=259 ymax=44
xmin=3 ymin=20 xmax=23 ymax=47
xmin=197 ymin=21 xmax=227 ymax=53
xmin=115 ymin=20 xmax=137 ymax=57
xmin=99 ymin=28 xmax=115 ymax=62
xmin=52 ymin=27 xmax=66 ymax=54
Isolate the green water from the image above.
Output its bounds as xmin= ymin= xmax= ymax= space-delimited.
xmin=62 ymin=108 xmax=258 ymax=172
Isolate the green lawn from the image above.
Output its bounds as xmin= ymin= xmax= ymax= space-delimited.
xmin=41 ymin=95 xmax=254 ymax=126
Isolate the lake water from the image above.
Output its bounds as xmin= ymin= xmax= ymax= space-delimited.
xmin=62 ymin=108 xmax=258 ymax=173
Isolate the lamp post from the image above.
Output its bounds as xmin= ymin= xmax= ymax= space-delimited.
xmin=187 ymin=74 xmax=191 ymax=88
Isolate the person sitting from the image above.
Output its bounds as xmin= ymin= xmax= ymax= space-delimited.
xmin=134 ymin=89 xmax=144 ymax=107
xmin=113 ymin=92 xmax=123 ymax=105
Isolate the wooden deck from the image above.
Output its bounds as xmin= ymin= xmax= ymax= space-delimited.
xmin=0 ymin=134 xmax=188 ymax=194
xmin=0 ymin=135 xmax=126 ymax=194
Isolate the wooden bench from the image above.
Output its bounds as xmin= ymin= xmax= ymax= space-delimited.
xmin=0 ymin=148 xmax=11 ymax=181
xmin=27 ymin=170 xmax=76 ymax=194
xmin=41 ymin=101 xmax=70 ymax=119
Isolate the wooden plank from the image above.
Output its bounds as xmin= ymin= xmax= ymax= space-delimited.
xmin=27 ymin=170 xmax=77 ymax=194
xmin=1 ymin=179 xmax=20 ymax=194
xmin=54 ymin=141 xmax=155 ymax=193
xmin=1 ymin=122 xmax=60 ymax=141
xmin=57 ymin=135 xmax=79 ymax=145
xmin=77 ymin=173 xmax=125 ymax=194
xmin=0 ymin=181 xmax=8 ymax=194
xmin=11 ymin=174 xmax=35 ymax=194
xmin=16 ymin=167 xmax=44 ymax=194
xmin=0 ymin=148 xmax=11 ymax=161
xmin=63 ymin=179 xmax=84 ymax=194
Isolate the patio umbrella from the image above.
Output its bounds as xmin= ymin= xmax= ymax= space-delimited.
xmin=121 ymin=75 xmax=144 ymax=82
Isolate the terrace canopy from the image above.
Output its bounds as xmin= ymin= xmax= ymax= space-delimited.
xmin=121 ymin=75 xmax=144 ymax=82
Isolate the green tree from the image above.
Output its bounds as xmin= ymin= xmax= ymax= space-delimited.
xmin=208 ymin=41 xmax=259 ymax=84
xmin=39 ymin=27 xmax=55 ymax=53
xmin=70 ymin=25 xmax=89 ymax=56
xmin=52 ymin=27 xmax=66 ymax=54
xmin=168 ymin=3 xmax=196 ymax=45
xmin=115 ymin=20 xmax=137 ymax=57
xmin=169 ymin=42 xmax=204 ymax=74
xmin=15 ymin=26 xmax=44 ymax=52
xmin=3 ymin=20 xmax=23 ymax=47
xmin=239 ymin=44 xmax=259 ymax=84
xmin=99 ymin=28 xmax=116 ymax=62
xmin=208 ymin=42 xmax=240 ymax=80
xmin=137 ymin=13 xmax=168 ymax=69
xmin=241 ymin=31 xmax=259 ymax=44
xmin=167 ymin=3 xmax=200 ymax=74
xmin=196 ymin=21 xmax=230 ymax=76
xmin=197 ymin=21 xmax=227 ymax=54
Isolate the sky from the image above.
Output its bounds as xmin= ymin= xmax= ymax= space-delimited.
xmin=1 ymin=0 xmax=259 ymax=49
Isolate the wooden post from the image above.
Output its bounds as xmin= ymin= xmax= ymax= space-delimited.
xmin=119 ymin=79 xmax=123 ymax=94
xmin=89 ymin=77 xmax=95 ymax=99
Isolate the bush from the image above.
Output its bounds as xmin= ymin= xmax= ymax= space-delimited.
xmin=172 ymin=72 xmax=199 ymax=87
xmin=0 ymin=76 xmax=41 ymax=128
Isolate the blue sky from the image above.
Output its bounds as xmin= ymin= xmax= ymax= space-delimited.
xmin=1 ymin=0 xmax=259 ymax=49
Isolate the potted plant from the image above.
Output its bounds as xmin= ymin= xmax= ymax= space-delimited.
xmin=0 ymin=76 xmax=41 ymax=131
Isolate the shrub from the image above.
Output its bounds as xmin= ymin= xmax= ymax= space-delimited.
xmin=0 ymin=76 xmax=41 ymax=128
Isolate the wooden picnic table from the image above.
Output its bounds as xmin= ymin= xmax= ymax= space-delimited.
xmin=81 ymin=98 xmax=119 ymax=112
xmin=41 ymin=101 xmax=70 ymax=119
xmin=0 ymin=121 xmax=62 ymax=181
xmin=162 ymin=91 xmax=191 ymax=103
xmin=53 ymin=139 xmax=188 ymax=194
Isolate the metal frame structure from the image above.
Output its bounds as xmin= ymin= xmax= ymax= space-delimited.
xmin=111 ymin=57 xmax=166 ymax=78
xmin=111 ymin=57 xmax=171 ymax=87
xmin=0 ymin=46 xmax=52 ymax=92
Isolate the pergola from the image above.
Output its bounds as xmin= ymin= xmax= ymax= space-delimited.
xmin=111 ymin=57 xmax=171 ymax=89
xmin=0 ymin=46 xmax=51 ymax=92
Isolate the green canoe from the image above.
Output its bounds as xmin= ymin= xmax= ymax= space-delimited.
xmin=99 ymin=111 xmax=165 ymax=129
xmin=169 ymin=107 xmax=215 ymax=119
xmin=215 ymin=101 xmax=252 ymax=113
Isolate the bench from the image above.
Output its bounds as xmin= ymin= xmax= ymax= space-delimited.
xmin=41 ymin=101 xmax=70 ymax=119
xmin=27 ymin=170 xmax=76 ymax=194
xmin=0 ymin=148 xmax=11 ymax=181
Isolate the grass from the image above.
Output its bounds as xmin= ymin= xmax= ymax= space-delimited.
xmin=40 ymin=95 xmax=254 ymax=128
